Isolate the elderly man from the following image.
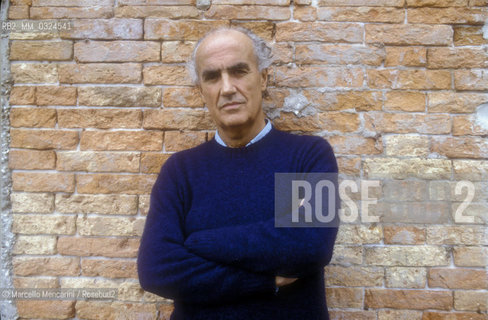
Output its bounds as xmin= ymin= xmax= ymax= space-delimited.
xmin=137 ymin=27 xmax=339 ymax=319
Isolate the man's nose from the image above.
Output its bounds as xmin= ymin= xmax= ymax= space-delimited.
xmin=221 ymin=73 xmax=236 ymax=96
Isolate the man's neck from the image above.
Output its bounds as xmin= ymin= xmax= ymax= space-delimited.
xmin=218 ymin=118 xmax=267 ymax=148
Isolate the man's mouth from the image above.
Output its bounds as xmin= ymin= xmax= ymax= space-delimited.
xmin=220 ymin=102 xmax=244 ymax=109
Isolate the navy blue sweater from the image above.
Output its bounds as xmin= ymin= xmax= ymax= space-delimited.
xmin=137 ymin=127 xmax=339 ymax=320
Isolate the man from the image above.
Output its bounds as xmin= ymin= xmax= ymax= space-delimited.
xmin=137 ymin=27 xmax=339 ymax=319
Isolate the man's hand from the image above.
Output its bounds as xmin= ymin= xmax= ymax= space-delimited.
xmin=275 ymin=276 xmax=298 ymax=288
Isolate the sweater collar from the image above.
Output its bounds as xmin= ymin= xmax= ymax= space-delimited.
xmin=214 ymin=119 xmax=272 ymax=148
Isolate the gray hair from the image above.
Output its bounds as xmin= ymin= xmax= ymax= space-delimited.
xmin=187 ymin=27 xmax=273 ymax=85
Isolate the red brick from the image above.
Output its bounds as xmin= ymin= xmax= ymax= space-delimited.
xmin=453 ymin=115 xmax=488 ymax=136
xmin=165 ymin=131 xmax=207 ymax=152
xmin=57 ymin=237 xmax=139 ymax=258
xmin=428 ymin=92 xmax=488 ymax=113
xmin=365 ymin=289 xmax=453 ymax=310
xmin=384 ymin=226 xmax=426 ymax=244
xmin=10 ymin=40 xmax=73 ymax=61
xmin=408 ymin=7 xmax=488 ymax=24
xmin=9 ymin=87 xmax=36 ymax=105
xmin=13 ymin=172 xmax=75 ymax=192
xmin=274 ymin=66 xmax=364 ymax=88
xmin=58 ymin=109 xmax=142 ymax=129
xmin=13 ymin=257 xmax=80 ymax=276
xmin=368 ymin=69 xmax=451 ymax=90
xmin=406 ymin=0 xmax=467 ymax=6
xmin=385 ymin=91 xmax=426 ymax=112
xmin=13 ymin=214 xmax=76 ymax=235
xmin=60 ymin=18 xmax=142 ymax=39
xmin=325 ymin=265 xmax=384 ymax=287
xmin=55 ymin=194 xmax=137 ymax=215
xmin=115 ymin=5 xmax=199 ymax=18
xmin=205 ymin=5 xmax=291 ymax=20
xmin=140 ymin=153 xmax=171 ymax=174
xmin=428 ymin=48 xmax=488 ymax=69
xmin=317 ymin=7 xmax=404 ymax=22
xmin=11 ymin=63 xmax=58 ymax=84
xmin=385 ymin=46 xmax=427 ymax=67
xmin=30 ymin=6 xmax=113 ymax=19
xmin=318 ymin=0 xmax=404 ymax=5
xmin=82 ymin=259 xmax=137 ymax=278
xmin=31 ymin=0 xmax=113 ymax=4
xmin=336 ymin=156 xmax=361 ymax=176
xmin=276 ymin=22 xmax=363 ymax=42
xmin=295 ymin=44 xmax=385 ymax=65
xmin=10 ymin=129 xmax=79 ymax=150
xmin=76 ymin=173 xmax=156 ymax=194
xmin=57 ymin=151 xmax=140 ymax=173
xmin=230 ymin=21 xmax=275 ymax=41
xmin=36 ymin=86 xmax=76 ymax=105
xmin=453 ymin=247 xmax=488 ymax=267
xmin=329 ymin=135 xmax=383 ymax=155
xmin=78 ymin=86 xmax=161 ymax=107
xmin=8 ymin=5 xmax=29 ymax=19
xmin=429 ymin=268 xmax=488 ymax=289
xmin=366 ymin=24 xmax=453 ymax=45
xmin=319 ymin=112 xmax=360 ymax=132
xmin=422 ymin=312 xmax=487 ymax=320
xmin=432 ymin=136 xmax=488 ymax=159
xmin=364 ymin=113 xmax=451 ymax=134
xmin=74 ymin=40 xmax=160 ymax=62
xmin=161 ymin=41 xmax=194 ymax=63
xmin=143 ymin=66 xmax=192 ymax=86
xmin=17 ymin=301 xmax=75 ymax=319
xmin=80 ymin=130 xmax=163 ymax=151
xmin=455 ymin=69 xmax=488 ymax=91
xmin=329 ymin=311 xmax=377 ymax=320
xmin=75 ymin=301 xmax=157 ymax=320
xmin=325 ymin=287 xmax=363 ymax=308
xmin=454 ymin=26 xmax=488 ymax=46
xmin=76 ymin=215 xmax=145 ymax=236
xmin=294 ymin=6 xmax=317 ymax=21
xmin=272 ymin=113 xmax=321 ymax=132
xmin=163 ymin=87 xmax=204 ymax=108
xmin=144 ymin=19 xmax=229 ymax=40
xmin=9 ymin=150 xmax=55 ymax=170
xmin=59 ymin=63 xmax=141 ymax=84
xmin=378 ymin=310 xmax=423 ymax=320
xmin=143 ymin=109 xmax=215 ymax=130
xmin=10 ymin=107 xmax=56 ymax=128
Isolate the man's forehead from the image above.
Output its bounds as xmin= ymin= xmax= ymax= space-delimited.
xmin=195 ymin=30 xmax=256 ymax=68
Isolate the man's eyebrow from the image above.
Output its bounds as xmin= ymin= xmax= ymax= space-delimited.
xmin=201 ymin=63 xmax=251 ymax=79
xmin=228 ymin=63 xmax=250 ymax=72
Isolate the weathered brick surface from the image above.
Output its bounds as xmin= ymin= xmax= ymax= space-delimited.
xmin=58 ymin=109 xmax=142 ymax=129
xmin=80 ymin=130 xmax=163 ymax=151
xmin=74 ymin=40 xmax=160 ymax=62
xmin=6 ymin=1 xmax=486 ymax=318
xmin=10 ymin=40 xmax=72 ymax=61
xmin=16 ymin=301 xmax=75 ymax=319
xmin=58 ymin=63 xmax=141 ymax=84
xmin=57 ymin=237 xmax=139 ymax=257
xmin=10 ymin=107 xmax=56 ymax=127
xmin=76 ymin=173 xmax=156 ymax=194
xmin=78 ymin=86 xmax=161 ymax=107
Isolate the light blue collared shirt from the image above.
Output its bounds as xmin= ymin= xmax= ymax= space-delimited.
xmin=215 ymin=120 xmax=272 ymax=147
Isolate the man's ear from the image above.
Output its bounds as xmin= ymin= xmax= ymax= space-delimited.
xmin=260 ymin=69 xmax=268 ymax=92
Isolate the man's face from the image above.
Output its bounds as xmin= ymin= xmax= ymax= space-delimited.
xmin=195 ymin=30 xmax=267 ymax=132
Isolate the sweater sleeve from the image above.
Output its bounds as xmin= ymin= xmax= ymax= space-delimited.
xmin=137 ymin=155 xmax=276 ymax=305
xmin=185 ymin=138 xmax=339 ymax=277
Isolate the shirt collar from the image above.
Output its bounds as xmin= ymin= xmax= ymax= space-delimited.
xmin=214 ymin=119 xmax=272 ymax=148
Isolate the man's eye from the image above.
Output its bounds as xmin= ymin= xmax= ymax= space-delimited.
xmin=232 ymin=69 xmax=248 ymax=76
xmin=203 ymin=73 xmax=220 ymax=82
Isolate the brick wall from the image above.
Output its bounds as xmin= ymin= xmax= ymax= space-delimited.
xmin=6 ymin=0 xmax=488 ymax=319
